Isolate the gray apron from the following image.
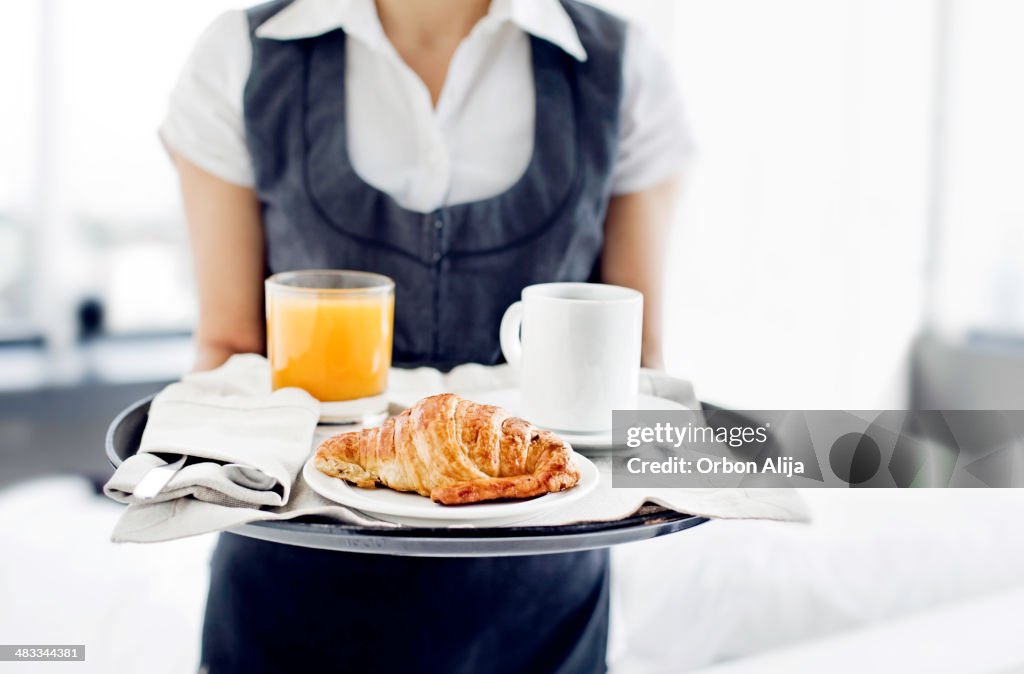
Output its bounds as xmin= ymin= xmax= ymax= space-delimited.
xmin=201 ymin=2 xmax=627 ymax=671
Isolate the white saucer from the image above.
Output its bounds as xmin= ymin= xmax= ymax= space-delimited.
xmin=303 ymin=453 xmax=599 ymax=527
xmin=319 ymin=393 xmax=389 ymax=425
xmin=471 ymin=389 xmax=691 ymax=451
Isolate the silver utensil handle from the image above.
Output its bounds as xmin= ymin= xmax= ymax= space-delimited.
xmin=133 ymin=456 xmax=187 ymax=500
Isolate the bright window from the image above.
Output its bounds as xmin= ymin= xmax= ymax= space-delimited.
xmin=0 ymin=0 xmax=241 ymax=343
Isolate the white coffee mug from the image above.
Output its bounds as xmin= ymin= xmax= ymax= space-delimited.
xmin=499 ymin=282 xmax=642 ymax=432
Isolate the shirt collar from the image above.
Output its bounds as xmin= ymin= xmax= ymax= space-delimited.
xmin=255 ymin=0 xmax=588 ymax=62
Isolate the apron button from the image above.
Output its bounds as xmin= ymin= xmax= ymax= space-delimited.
xmin=432 ymin=251 xmax=442 ymax=263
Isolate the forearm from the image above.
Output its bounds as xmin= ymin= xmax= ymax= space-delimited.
xmin=601 ymin=177 xmax=682 ymax=369
xmin=173 ymin=154 xmax=267 ymax=372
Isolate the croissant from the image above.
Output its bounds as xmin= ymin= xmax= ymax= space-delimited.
xmin=314 ymin=393 xmax=580 ymax=505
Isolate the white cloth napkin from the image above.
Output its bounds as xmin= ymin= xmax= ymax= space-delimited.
xmin=104 ymin=354 xmax=319 ymax=508
xmin=106 ymin=357 xmax=809 ymax=543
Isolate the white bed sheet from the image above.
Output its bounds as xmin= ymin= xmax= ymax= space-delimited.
xmin=689 ymin=583 xmax=1024 ymax=674
xmin=608 ymin=488 xmax=1024 ymax=672
xmin=5 ymin=480 xmax=1024 ymax=673
xmin=0 ymin=478 xmax=215 ymax=674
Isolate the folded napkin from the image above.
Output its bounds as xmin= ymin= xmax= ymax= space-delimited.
xmin=104 ymin=354 xmax=319 ymax=508
xmin=106 ymin=357 xmax=809 ymax=543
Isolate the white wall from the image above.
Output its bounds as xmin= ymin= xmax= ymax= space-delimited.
xmin=931 ymin=0 xmax=1024 ymax=336
xmin=601 ymin=1 xmax=936 ymax=409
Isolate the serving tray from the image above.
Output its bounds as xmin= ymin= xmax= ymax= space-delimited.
xmin=105 ymin=395 xmax=707 ymax=557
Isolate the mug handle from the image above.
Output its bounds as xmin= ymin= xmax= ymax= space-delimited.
xmin=499 ymin=301 xmax=524 ymax=368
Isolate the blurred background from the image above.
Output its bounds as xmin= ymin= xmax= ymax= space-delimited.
xmin=1 ymin=1 xmax=1023 ymax=672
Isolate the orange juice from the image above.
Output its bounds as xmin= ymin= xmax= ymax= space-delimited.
xmin=267 ymin=292 xmax=394 ymax=401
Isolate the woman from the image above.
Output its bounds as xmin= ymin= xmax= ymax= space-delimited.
xmin=163 ymin=0 xmax=692 ymax=671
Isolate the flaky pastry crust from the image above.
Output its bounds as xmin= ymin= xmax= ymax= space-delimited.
xmin=314 ymin=393 xmax=580 ymax=504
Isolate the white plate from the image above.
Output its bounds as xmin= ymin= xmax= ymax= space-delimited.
xmin=302 ymin=452 xmax=599 ymax=527
xmin=470 ymin=389 xmax=691 ymax=450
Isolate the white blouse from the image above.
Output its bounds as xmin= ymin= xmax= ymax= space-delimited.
xmin=160 ymin=0 xmax=694 ymax=213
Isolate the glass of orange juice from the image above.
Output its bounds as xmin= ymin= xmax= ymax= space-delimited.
xmin=265 ymin=270 xmax=394 ymax=423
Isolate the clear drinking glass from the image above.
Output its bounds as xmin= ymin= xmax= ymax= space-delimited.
xmin=265 ymin=270 xmax=395 ymax=422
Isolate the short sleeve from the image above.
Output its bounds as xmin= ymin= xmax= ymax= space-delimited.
xmin=158 ymin=10 xmax=255 ymax=188
xmin=611 ymin=23 xmax=696 ymax=195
